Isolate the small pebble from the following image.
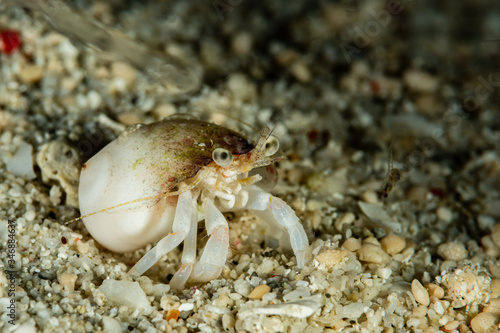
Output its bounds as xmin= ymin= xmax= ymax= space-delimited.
xmin=442 ymin=320 xmax=459 ymax=331
xmin=99 ymin=280 xmax=153 ymax=315
xmin=412 ymin=305 xmax=427 ymax=317
xmin=24 ymin=210 xmax=36 ymax=221
xmin=234 ymin=279 xmax=251 ymax=297
xmin=406 ymin=186 xmax=429 ymax=204
xmin=335 ymin=213 xmax=355 ymax=232
xmin=403 ymin=69 xmax=439 ymax=93
xmin=342 ymin=237 xmax=361 ymax=252
xmin=363 ymin=236 xmax=380 ymax=246
xmin=425 ymin=283 xmax=444 ymax=299
xmin=376 ymin=267 xmax=392 ymax=279
xmin=58 ymin=274 xmax=77 ymax=292
xmin=491 ymin=224 xmax=500 ymax=248
xmin=361 ymin=190 xmax=378 ymax=204
xmin=247 ymin=285 xmax=271 ymax=300
xmin=18 ymin=65 xmax=44 ymax=84
xmin=357 ymin=243 xmax=390 ymax=264
xmin=102 ymin=316 xmax=122 ymax=333
xmin=111 ymin=61 xmax=137 ymax=88
xmin=316 ymin=249 xmax=348 ymax=268
xmin=481 ymin=236 xmax=500 ymax=257
xmin=380 ymin=235 xmax=406 ymax=255
xmin=491 ymin=279 xmax=500 ymax=298
xmin=411 ymin=279 xmax=430 ymax=306
xmin=484 ymin=298 xmax=500 ymax=315
xmin=489 ymin=263 xmax=500 ymax=279
xmin=433 ymin=301 xmax=445 ymax=315
xmin=153 ymin=103 xmax=176 ymax=119
xmin=290 ymin=60 xmax=311 ymax=83
xmin=231 ymin=31 xmax=253 ymax=56
xmin=436 ymin=206 xmax=453 ymax=223
xmin=437 ymin=242 xmax=467 ymax=261
xmin=222 ymin=313 xmax=236 ymax=332
xmin=178 ymin=303 xmax=194 ymax=312
xmin=470 ymin=312 xmax=500 ymax=333
xmin=118 ymin=113 xmax=142 ymax=125
xmin=478 ymin=215 xmax=496 ymax=231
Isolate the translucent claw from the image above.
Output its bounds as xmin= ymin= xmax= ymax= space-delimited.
xmin=248 ymin=189 xmax=309 ymax=269
xmin=191 ymin=227 xmax=229 ymax=281
xmin=128 ymin=232 xmax=185 ymax=276
xmin=170 ymin=263 xmax=194 ymax=290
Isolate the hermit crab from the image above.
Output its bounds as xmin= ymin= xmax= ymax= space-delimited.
xmin=77 ymin=118 xmax=309 ymax=289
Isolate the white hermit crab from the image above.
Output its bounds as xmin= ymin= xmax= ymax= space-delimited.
xmin=77 ymin=118 xmax=309 ymax=289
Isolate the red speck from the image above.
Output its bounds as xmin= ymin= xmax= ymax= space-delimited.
xmin=307 ymin=129 xmax=319 ymax=143
xmin=61 ymin=237 xmax=67 ymax=244
xmin=429 ymin=187 xmax=446 ymax=198
xmin=0 ymin=30 xmax=22 ymax=54
xmin=75 ymin=237 xmax=80 ymax=242
xmin=370 ymin=80 xmax=381 ymax=95
xmin=190 ymin=285 xmax=199 ymax=296
xmin=168 ymin=177 xmax=176 ymax=182
xmin=233 ymin=238 xmax=241 ymax=248
xmin=266 ymin=165 xmax=276 ymax=175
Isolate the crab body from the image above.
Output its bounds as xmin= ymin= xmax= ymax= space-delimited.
xmin=79 ymin=118 xmax=309 ymax=289
xmin=79 ymin=119 xmax=252 ymax=252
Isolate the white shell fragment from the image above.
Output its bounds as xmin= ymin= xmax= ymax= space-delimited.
xmin=102 ymin=316 xmax=123 ymax=333
xmin=358 ymin=201 xmax=402 ymax=233
xmin=470 ymin=312 xmax=500 ymax=333
xmin=99 ymin=280 xmax=153 ymax=315
xmin=384 ymin=114 xmax=442 ymax=137
xmin=4 ymin=140 xmax=36 ymax=180
xmin=437 ymin=242 xmax=468 ymax=261
xmin=37 ymin=140 xmax=81 ymax=206
xmin=238 ymin=294 xmax=322 ymax=319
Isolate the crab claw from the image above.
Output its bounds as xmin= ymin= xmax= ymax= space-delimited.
xmin=247 ymin=187 xmax=309 ymax=268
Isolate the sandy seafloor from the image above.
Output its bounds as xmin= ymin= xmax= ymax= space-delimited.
xmin=1 ymin=0 xmax=500 ymax=332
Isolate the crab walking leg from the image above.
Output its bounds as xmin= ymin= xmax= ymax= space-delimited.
xmin=191 ymin=199 xmax=229 ymax=282
xmin=247 ymin=189 xmax=309 ymax=268
xmin=170 ymin=199 xmax=198 ymax=290
xmin=128 ymin=190 xmax=193 ymax=276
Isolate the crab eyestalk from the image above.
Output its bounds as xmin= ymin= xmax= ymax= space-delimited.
xmin=242 ymin=126 xmax=284 ymax=173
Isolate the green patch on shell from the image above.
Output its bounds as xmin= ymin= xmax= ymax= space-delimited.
xmin=132 ymin=158 xmax=144 ymax=170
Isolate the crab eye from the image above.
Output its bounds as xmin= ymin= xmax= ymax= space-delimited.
xmin=263 ymin=135 xmax=280 ymax=156
xmin=212 ymin=148 xmax=234 ymax=167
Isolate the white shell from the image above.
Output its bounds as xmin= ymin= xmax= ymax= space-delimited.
xmin=79 ymin=136 xmax=178 ymax=253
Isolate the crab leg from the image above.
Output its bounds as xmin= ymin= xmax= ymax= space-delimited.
xmin=247 ymin=188 xmax=309 ymax=268
xmin=191 ymin=198 xmax=229 ymax=282
xmin=169 ymin=199 xmax=198 ymax=290
xmin=128 ymin=190 xmax=193 ymax=276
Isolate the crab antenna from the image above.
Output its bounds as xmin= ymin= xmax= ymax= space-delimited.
xmin=387 ymin=141 xmax=394 ymax=171
xmin=252 ymin=126 xmax=273 ymax=157
xmin=249 ymin=155 xmax=284 ymax=170
xmin=64 ymin=194 xmax=163 ymax=224
xmin=64 ymin=192 xmax=176 ymax=225
xmin=211 ymin=110 xmax=261 ymax=134
xmin=388 ymin=148 xmax=392 ymax=171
